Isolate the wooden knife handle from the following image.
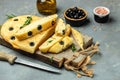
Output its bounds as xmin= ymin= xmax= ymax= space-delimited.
xmin=0 ymin=52 xmax=17 ymax=64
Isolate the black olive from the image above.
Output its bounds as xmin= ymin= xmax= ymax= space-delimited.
xmin=27 ymin=16 xmax=31 ymax=18
xmin=80 ymin=10 xmax=84 ymax=13
xmin=9 ymin=27 xmax=14 ymax=31
xmin=62 ymin=30 xmax=65 ymax=35
xmin=79 ymin=16 xmax=83 ymax=19
xmin=66 ymin=11 xmax=70 ymax=17
xmin=67 ymin=9 xmax=72 ymax=12
xmin=52 ymin=21 xmax=55 ymax=26
xmin=73 ymin=7 xmax=78 ymax=13
xmin=13 ymin=19 xmax=18 ymax=21
xmin=69 ymin=15 xmax=74 ymax=18
xmin=76 ymin=13 xmax=79 ymax=19
xmin=59 ymin=41 xmax=64 ymax=45
xmin=66 ymin=11 xmax=69 ymax=15
xmin=20 ymin=26 xmax=22 ymax=29
xmin=78 ymin=10 xmax=82 ymax=16
xmin=29 ymin=42 xmax=35 ymax=46
xmin=10 ymin=36 xmax=15 ymax=40
xmin=28 ymin=31 xmax=32 ymax=36
xmin=72 ymin=11 xmax=76 ymax=16
xmin=73 ymin=7 xmax=78 ymax=10
xmin=69 ymin=11 xmax=74 ymax=18
xmin=82 ymin=13 xmax=85 ymax=17
xmin=70 ymin=11 xmax=73 ymax=15
xmin=37 ymin=25 xmax=42 ymax=30
xmin=74 ymin=15 xmax=78 ymax=19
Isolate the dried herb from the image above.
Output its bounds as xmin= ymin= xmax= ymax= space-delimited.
xmin=6 ymin=14 xmax=16 ymax=19
xmin=20 ymin=16 xmax=32 ymax=29
xmin=71 ymin=44 xmax=76 ymax=52
xmin=50 ymin=56 xmax=53 ymax=63
xmin=48 ymin=40 xmax=53 ymax=43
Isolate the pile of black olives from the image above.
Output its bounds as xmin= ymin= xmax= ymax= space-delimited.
xmin=65 ymin=7 xmax=86 ymax=19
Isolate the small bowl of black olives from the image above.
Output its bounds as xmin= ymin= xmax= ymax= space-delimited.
xmin=64 ymin=7 xmax=87 ymax=27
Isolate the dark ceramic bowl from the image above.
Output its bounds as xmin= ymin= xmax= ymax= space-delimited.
xmin=64 ymin=7 xmax=88 ymax=27
xmin=93 ymin=6 xmax=110 ymax=23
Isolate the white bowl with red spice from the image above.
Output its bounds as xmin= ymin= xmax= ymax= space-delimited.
xmin=93 ymin=6 xmax=110 ymax=23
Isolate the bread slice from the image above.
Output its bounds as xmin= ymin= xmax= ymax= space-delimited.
xmin=55 ymin=19 xmax=71 ymax=37
xmin=39 ymin=34 xmax=63 ymax=53
xmin=49 ymin=36 xmax=73 ymax=53
xmin=15 ymin=14 xmax=58 ymax=40
xmin=71 ymin=28 xmax=84 ymax=50
xmin=64 ymin=24 xmax=71 ymax=36
xmin=55 ymin=18 xmax=66 ymax=36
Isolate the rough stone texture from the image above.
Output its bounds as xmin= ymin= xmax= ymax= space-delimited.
xmin=0 ymin=0 xmax=120 ymax=80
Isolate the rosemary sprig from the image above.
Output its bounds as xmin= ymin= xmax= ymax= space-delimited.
xmin=71 ymin=43 xmax=76 ymax=52
xmin=48 ymin=40 xmax=53 ymax=43
xmin=6 ymin=14 xmax=16 ymax=19
xmin=50 ymin=56 xmax=54 ymax=63
xmin=20 ymin=16 xmax=32 ymax=29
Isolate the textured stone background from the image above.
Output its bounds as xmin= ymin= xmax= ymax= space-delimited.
xmin=0 ymin=0 xmax=120 ymax=80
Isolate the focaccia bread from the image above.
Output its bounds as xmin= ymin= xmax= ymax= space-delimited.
xmin=1 ymin=15 xmax=55 ymax=53
xmin=13 ymin=27 xmax=55 ymax=53
xmin=1 ymin=15 xmax=41 ymax=49
xmin=71 ymin=28 xmax=84 ymax=50
xmin=1 ymin=14 xmax=87 ymax=54
xmin=39 ymin=34 xmax=63 ymax=53
xmin=15 ymin=14 xmax=58 ymax=40
xmin=55 ymin=18 xmax=66 ymax=36
xmin=55 ymin=19 xmax=71 ymax=36
xmin=49 ymin=36 xmax=73 ymax=53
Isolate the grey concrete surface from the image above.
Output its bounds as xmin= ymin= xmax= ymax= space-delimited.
xmin=0 ymin=0 xmax=120 ymax=80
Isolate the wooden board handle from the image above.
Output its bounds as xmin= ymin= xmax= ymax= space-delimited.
xmin=0 ymin=52 xmax=17 ymax=64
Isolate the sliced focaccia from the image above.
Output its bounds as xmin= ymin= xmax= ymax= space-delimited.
xmin=39 ymin=34 xmax=63 ymax=53
xmin=55 ymin=18 xmax=66 ymax=36
xmin=15 ymin=14 xmax=58 ymax=40
xmin=49 ymin=36 xmax=73 ymax=53
xmin=55 ymin=18 xmax=71 ymax=36
xmin=71 ymin=28 xmax=84 ymax=50
xmin=64 ymin=24 xmax=71 ymax=36
xmin=1 ymin=15 xmax=55 ymax=53
xmin=13 ymin=27 xmax=55 ymax=53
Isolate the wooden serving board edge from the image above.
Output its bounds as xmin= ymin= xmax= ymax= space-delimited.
xmin=0 ymin=36 xmax=63 ymax=68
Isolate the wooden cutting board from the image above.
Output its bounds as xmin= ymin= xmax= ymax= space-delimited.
xmin=0 ymin=27 xmax=93 ymax=68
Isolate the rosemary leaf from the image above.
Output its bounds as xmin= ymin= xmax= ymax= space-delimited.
xmin=50 ymin=56 xmax=53 ymax=63
xmin=6 ymin=14 xmax=16 ymax=19
xmin=71 ymin=44 xmax=76 ymax=52
xmin=20 ymin=16 xmax=32 ymax=29
xmin=24 ymin=17 xmax=32 ymax=25
xmin=48 ymin=40 xmax=53 ymax=43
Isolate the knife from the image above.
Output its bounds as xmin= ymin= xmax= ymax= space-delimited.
xmin=0 ymin=52 xmax=61 ymax=73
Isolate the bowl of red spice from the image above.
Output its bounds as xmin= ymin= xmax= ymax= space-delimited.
xmin=93 ymin=6 xmax=110 ymax=23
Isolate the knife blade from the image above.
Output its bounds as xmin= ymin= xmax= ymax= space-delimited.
xmin=0 ymin=52 xmax=61 ymax=73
